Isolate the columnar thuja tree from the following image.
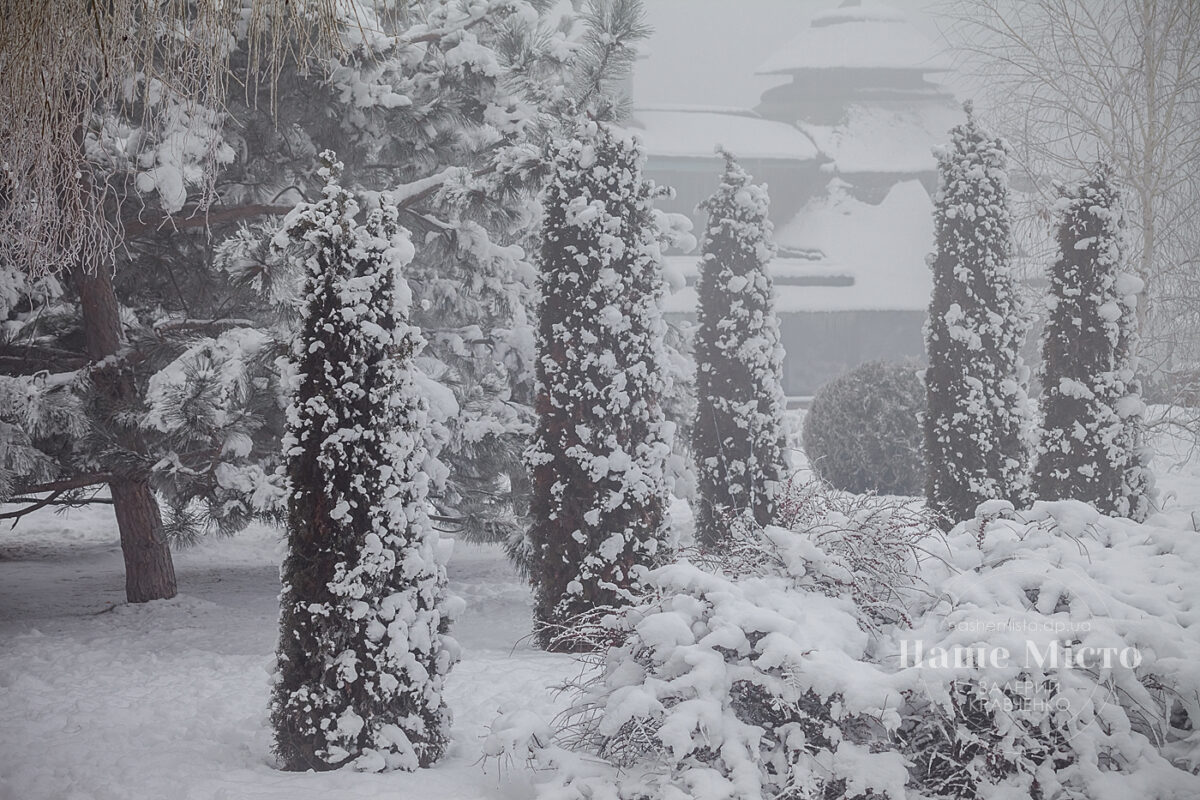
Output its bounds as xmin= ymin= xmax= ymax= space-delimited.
xmin=1034 ymin=165 xmax=1154 ymax=520
xmin=271 ymin=156 xmax=457 ymax=772
xmin=526 ymin=119 xmax=673 ymax=650
xmin=692 ymin=150 xmax=787 ymax=547
xmin=924 ymin=103 xmax=1033 ymax=526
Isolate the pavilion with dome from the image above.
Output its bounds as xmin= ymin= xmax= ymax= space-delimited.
xmin=631 ymin=0 xmax=960 ymax=396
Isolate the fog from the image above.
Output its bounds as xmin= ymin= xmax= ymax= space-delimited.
xmin=638 ymin=0 xmax=948 ymax=109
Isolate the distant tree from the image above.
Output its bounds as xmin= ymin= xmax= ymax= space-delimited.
xmin=691 ymin=151 xmax=787 ymax=547
xmin=526 ymin=118 xmax=673 ymax=651
xmin=271 ymin=157 xmax=457 ymax=772
xmin=947 ymin=0 xmax=1200 ymax=426
xmin=1034 ymin=165 xmax=1154 ymax=519
xmin=924 ymin=103 xmax=1033 ymax=527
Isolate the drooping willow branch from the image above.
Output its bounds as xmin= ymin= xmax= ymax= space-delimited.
xmin=0 ymin=0 xmax=361 ymax=277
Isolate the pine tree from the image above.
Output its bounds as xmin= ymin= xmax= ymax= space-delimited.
xmin=220 ymin=0 xmax=570 ymax=553
xmin=271 ymin=155 xmax=457 ymax=772
xmin=924 ymin=102 xmax=1033 ymax=527
xmin=0 ymin=1 xmax=574 ymax=598
xmin=526 ymin=119 xmax=673 ymax=650
xmin=692 ymin=150 xmax=787 ymax=547
xmin=1033 ymin=165 xmax=1154 ymax=520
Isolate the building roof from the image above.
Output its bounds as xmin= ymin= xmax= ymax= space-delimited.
xmin=630 ymin=107 xmax=820 ymax=162
xmin=664 ymin=179 xmax=934 ymax=315
xmin=755 ymin=0 xmax=954 ymax=76
xmin=800 ymin=101 xmax=961 ymax=175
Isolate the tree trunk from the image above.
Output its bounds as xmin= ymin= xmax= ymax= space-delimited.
xmin=111 ymin=478 xmax=177 ymax=602
xmin=1138 ymin=194 xmax=1156 ymax=362
xmin=76 ymin=266 xmax=178 ymax=603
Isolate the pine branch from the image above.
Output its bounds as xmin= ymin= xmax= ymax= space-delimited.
xmin=0 ymin=491 xmax=65 ymax=521
xmin=404 ymin=12 xmax=490 ymax=46
xmin=0 ymin=343 xmax=89 ymax=362
xmin=393 ymin=164 xmax=496 ymax=210
xmin=122 ymin=203 xmax=294 ymax=239
xmin=152 ymin=318 xmax=258 ymax=335
xmin=0 ymin=345 xmax=90 ymax=373
xmin=6 ymin=496 xmax=114 ymax=506
xmin=17 ymin=473 xmax=115 ymax=494
xmin=1 ymin=492 xmax=117 ymax=526
xmin=571 ymin=0 xmax=650 ymax=118
xmin=121 ymin=162 xmax=494 ymax=242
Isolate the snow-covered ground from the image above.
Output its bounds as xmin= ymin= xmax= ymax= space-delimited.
xmin=2 ymin=427 xmax=1197 ymax=799
xmin=0 ymin=516 xmax=572 ymax=800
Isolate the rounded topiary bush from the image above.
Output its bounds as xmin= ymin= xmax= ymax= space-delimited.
xmin=802 ymin=360 xmax=926 ymax=495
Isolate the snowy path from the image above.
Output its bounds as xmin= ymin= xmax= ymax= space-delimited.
xmin=0 ymin=511 xmax=573 ymax=800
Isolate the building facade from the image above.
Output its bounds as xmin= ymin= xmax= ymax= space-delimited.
xmin=632 ymin=0 xmax=959 ymax=396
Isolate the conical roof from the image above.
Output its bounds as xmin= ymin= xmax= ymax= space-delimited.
xmin=756 ymin=0 xmax=953 ymax=75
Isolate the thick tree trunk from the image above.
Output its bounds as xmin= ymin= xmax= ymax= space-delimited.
xmin=76 ymin=266 xmax=178 ymax=603
xmin=111 ymin=478 xmax=177 ymax=602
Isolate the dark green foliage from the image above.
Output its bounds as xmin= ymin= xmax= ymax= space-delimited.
xmin=692 ymin=151 xmax=786 ymax=546
xmin=802 ymin=360 xmax=926 ymax=496
xmin=923 ymin=103 xmax=1032 ymax=527
xmin=271 ymin=161 xmax=455 ymax=772
xmin=1033 ymin=165 xmax=1153 ymax=519
xmin=525 ymin=119 xmax=672 ymax=651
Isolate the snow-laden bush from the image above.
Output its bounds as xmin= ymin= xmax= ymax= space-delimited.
xmin=525 ymin=118 xmax=674 ymax=650
xmin=498 ymin=485 xmax=1200 ymax=799
xmin=500 ymin=484 xmax=932 ymax=800
xmin=692 ymin=150 xmax=787 ymax=548
xmin=802 ymin=360 xmax=926 ymax=496
xmin=894 ymin=500 xmax=1200 ymax=799
xmin=142 ymin=327 xmax=286 ymax=540
xmin=0 ymin=373 xmax=86 ymax=500
xmin=1034 ymin=165 xmax=1154 ymax=520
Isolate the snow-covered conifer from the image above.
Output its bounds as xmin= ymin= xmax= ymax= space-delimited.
xmin=924 ymin=102 xmax=1033 ymax=527
xmin=164 ymin=0 xmax=563 ymax=552
xmin=691 ymin=150 xmax=786 ymax=547
xmin=271 ymin=155 xmax=458 ymax=772
xmin=1034 ymin=165 xmax=1154 ymax=519
xmin=526 ymin=120 xmax=673 ymax=650
xmin=0 ymin=0 xmax=641 ymax=599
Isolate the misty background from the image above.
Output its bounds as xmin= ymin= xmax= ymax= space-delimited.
xmin=638 ymin=0 xmax=951 ymax=108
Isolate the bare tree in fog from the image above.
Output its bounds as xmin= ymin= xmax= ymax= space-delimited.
xmin=945 ymin=0 xmax=1200 ymax=415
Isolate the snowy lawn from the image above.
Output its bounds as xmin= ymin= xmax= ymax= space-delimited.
xmin=1 ymin=433 xmax=1198 ymax=799
xmin=0 ymin=514 xmax=573 ymax=800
